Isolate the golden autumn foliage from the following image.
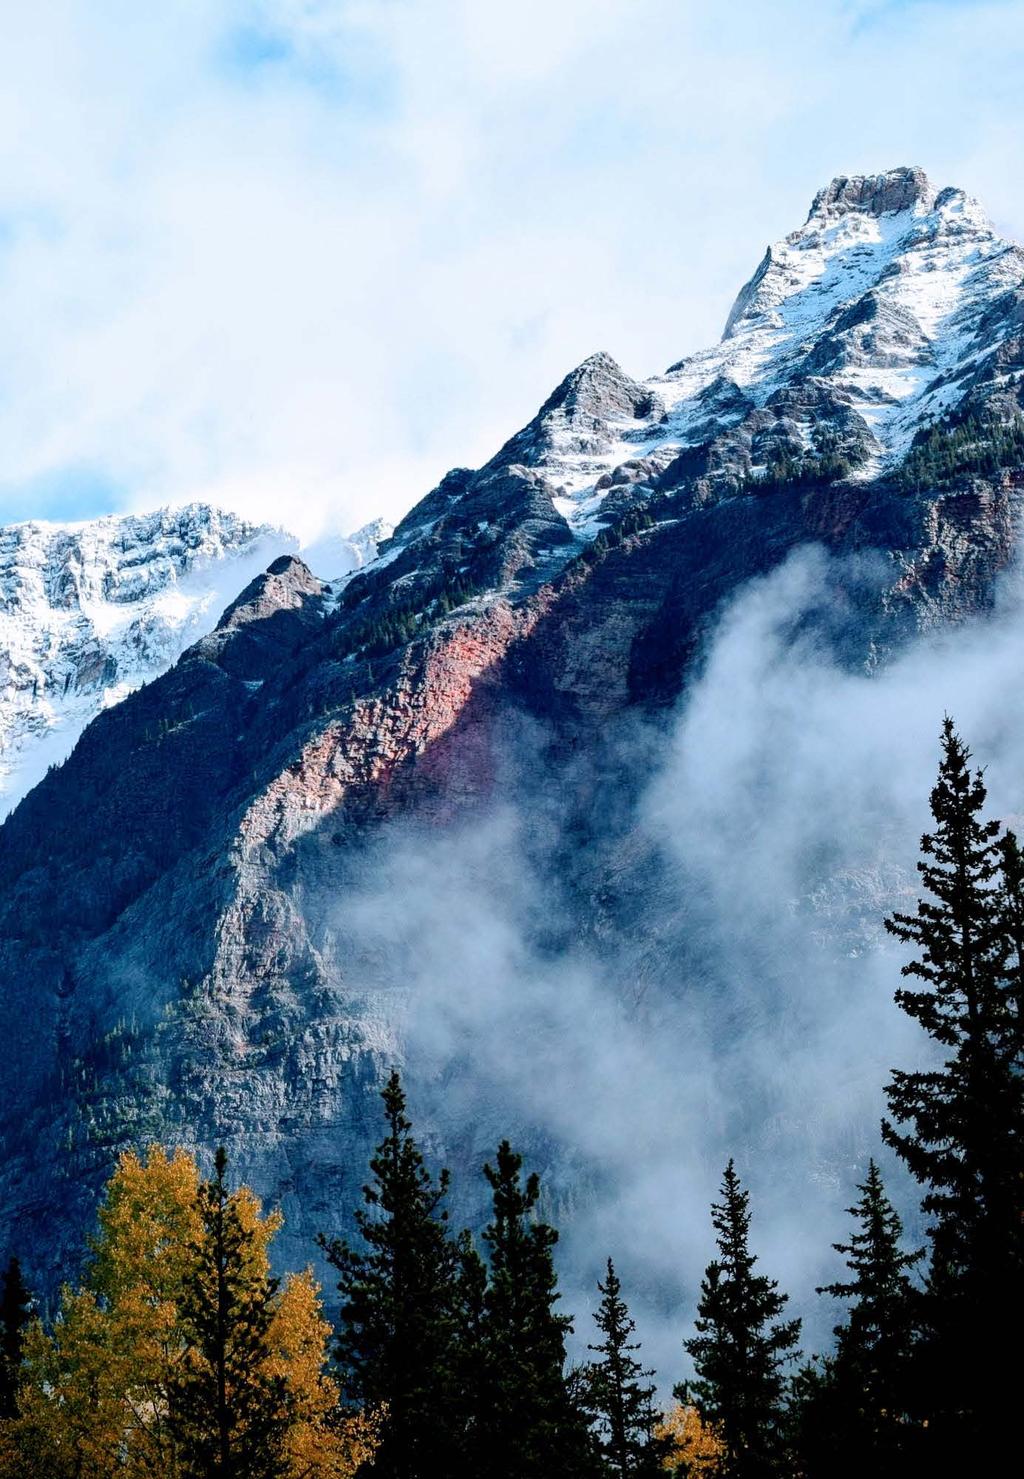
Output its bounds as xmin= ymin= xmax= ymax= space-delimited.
xmin=2 ymin=1290 xmax=129 ymax=1479
xmin=0 ymin=1145 xmax=376 ymax=1479
xmin=656 ymin=1402 xmax=725 ymax=1476
xmin=267 ymin=1268 xmax=381 ymax=1479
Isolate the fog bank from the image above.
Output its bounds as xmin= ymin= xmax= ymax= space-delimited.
xmin=327 ymin=543 xmax=1024 ymax=1380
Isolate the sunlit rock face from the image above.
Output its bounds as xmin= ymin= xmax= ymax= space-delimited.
xmin=1 ymin=168 xmax=1023 ymax=1299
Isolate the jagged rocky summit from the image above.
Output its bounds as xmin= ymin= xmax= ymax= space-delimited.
xmin=472 ymin=162 xmax=1022 ymax=530
xmin=0 ymin=167 xmax=1022 ymax=1291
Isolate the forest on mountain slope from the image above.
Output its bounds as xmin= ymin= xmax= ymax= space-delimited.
xmin=0 ymin=718 xmax=1021 ymax=1478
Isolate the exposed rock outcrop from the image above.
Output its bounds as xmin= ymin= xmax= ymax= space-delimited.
xmin=806 ymin=165 xmax=934 ymax=222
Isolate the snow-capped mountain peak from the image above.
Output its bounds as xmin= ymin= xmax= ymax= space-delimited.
xmin=653 ymin=167 xmax=1021 ymax=470
xmin=803 ymin=163 xmax=935 ymax=224
xmin=358 ymin=169 xmax=1023 ymax=629
xmin=3 ymin=170 xmax=1019 ymax=819
xmin=414 ymin=166 xmax=1024 ymax=546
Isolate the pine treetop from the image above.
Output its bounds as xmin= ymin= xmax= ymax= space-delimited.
xmin=319 ymin=1072 xmax=464 ymax=1477
xmin=884 ymin=717 xmax=1002 ymax=1045
xmin=879 ymin=719 xmax=1024 ymax=1456
xmin=482 ymin=1139 xmax=570 ymax=1344
xmin=816 ymin=1160 xmax=922 ymax=1346
xmin=584 ymin=1258 xmax=669 ymax=1478
xmin=171 ymin=1147 xmax=290 ymax=1479
xmin=588 ymin=1259 xmax=644 ymax=1362
xmin=475 ymin=1140 xmax=594 ymax=1479
xmin=882 ymin=720 xmax=1024 ymax=1234
xmin=681 ymin=1162 xmax=801 ymax=1476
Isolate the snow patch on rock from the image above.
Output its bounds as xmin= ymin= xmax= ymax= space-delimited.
xmin=0 ymin=505 xmax=293 ymax=817
xmin=503 ymin=168 xmax=1024 ymax=532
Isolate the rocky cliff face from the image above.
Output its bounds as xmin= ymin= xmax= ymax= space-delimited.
xmin=1 ymin=167 xmax=1023 ymax=1291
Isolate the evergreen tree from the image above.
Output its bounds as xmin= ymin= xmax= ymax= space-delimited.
xmin=320 ymin=1070 xmax=462 ymax=1479
xmin=582 ymin=1259 xmax=671 ymax=1477
xmin=994 ymin=828 xmax=1024 ymax=1037
xmin=449 ymin=1229 xmax=489 ymax=1474
xmin=169 ymin=1147 xmax=289 ymax=1479
xmin=475 ymin=1140 xmax=596 ymax=1479
xmin=883 ymin=719 xmax=1024 ymax=1452
xmin=797 ymin=1161 xmax=922 ymax=1475
xmin=784 ymin=1358 xmax=836 ymax=1479
xmin=678 ymin=1162 xmax=800 ymax=1478
xmin=0 ymin=1259 xmax=30 ymax=1419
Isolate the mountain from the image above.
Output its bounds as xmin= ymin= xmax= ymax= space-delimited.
xmin=0 ymin=506 xmax=392 ymax=818
xmin=449 ymin=164 xmax=1022 ymax=534
xmin=0 ymin=166 xmax=1022 ymax=1294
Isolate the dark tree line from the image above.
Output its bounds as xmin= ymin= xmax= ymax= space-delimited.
xmin=309 ymin=723 xmax=1024 ymax=1479
xmin=1 ymin=717 xmax=1021 ymax=1476
xmin=896 ymin=397 xmax=1024 ymax=492
xmin=0 ymin=1261 xmax=29 ymax=1423
xmin=317 ymin=1077 xmax=609 ymax=1478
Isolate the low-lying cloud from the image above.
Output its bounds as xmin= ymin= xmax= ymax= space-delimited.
xmin=326 ymin=542 xmax=1024 ymax=1383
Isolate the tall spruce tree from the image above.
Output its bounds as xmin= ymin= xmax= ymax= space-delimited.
xmin=798 ymin=1160 xmax=922 ymax=1475
xmin=475 ymin=1140 xmax=596 ymax=1479
xmin=320 ymin=1070 xmax=462 ymax=1479
xmin=0 ymin=1258 xmax=30 ymax=1419
xmin=883 ymin=719 xmax=1024 ymax=1452
xmin=679 ymin=1161 xmax=800 ymax=1479
xmin=994 ymin=827 xmax=1024 ymax=1039
xmin=582 ymin=1259 xmax=671 ymax=1477
xmin=449 ymin=1229 xmax=489 ymax=1474
xmin=169 ymin=1147 xmax=289 ymax=1479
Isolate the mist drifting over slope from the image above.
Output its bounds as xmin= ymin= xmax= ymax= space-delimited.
xmin=320 ymin=539 xmax=1024 ymax=1379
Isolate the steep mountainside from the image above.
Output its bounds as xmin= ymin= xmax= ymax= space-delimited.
xmin=1 ymin=167 xmax=1022 ymax=1289
xmin=0 ymin=507 xmax=391 ymax=817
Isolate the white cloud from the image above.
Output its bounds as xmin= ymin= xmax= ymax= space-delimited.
xmin=317 ymin=540 xmax=1024 ymax=1376
xmin=0 ymin=0 xmax=1021 ymax=539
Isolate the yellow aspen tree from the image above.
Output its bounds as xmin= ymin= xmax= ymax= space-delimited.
xmin=2 ymin=1290 xmax=126 ymax=1478
xmin=92 ymin=1144 xmax=204 ymax=1474
xmin=655 ymin=1402 xmax=724 ymax=1476
xmin=268 ymin=1269 xmax=380 ymax=1479
xmin=0 ymin=1145 xmax=377 ymax=1479
xmin=0 ymin=1146 xmax=200 ymax=1476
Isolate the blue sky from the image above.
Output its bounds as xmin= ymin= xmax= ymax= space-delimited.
xmin=0 ymin=0 xmax=1022 ymax=538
